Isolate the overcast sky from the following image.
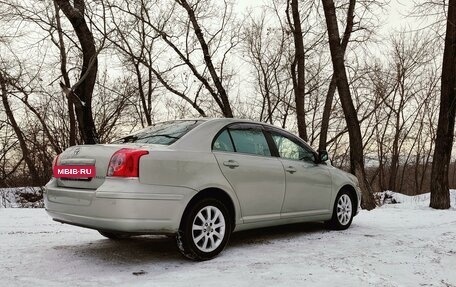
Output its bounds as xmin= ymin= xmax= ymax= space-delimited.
xmin=235 ymin=0 xmax=425 ymax=35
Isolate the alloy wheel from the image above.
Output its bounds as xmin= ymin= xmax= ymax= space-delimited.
xmin=337 ymin=194 xmax=352 ymax=225
xmin=191 ymin=205 xmax=226 ymax=252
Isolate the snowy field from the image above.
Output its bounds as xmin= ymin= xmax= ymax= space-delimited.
xmin=1 ymin=192 xmax=455 ymax=287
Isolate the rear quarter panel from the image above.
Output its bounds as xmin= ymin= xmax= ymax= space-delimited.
xmin=138 ymin=150 xmax=243 ymax=225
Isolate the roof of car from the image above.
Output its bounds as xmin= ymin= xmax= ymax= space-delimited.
xmin=177 ymin=117 xmax=282 ymax=129
xmin=167 ymin=117 xmax=308 ymax=153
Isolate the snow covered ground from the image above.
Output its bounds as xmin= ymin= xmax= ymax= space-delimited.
xmin=0 ymin=187 xmax=44 ymax=208
xmin=1 ymin=193 xmax=455 ymax=287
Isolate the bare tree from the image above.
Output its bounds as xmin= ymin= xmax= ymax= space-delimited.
xmin=286 ymin=0 xmax=307 ymax=141
xmin=105 ymin=1 xmax=207 ymax=120
xmin=430 ymin=0 xmax=456 ymax=209
xmin=0 ymin=71 xmax=40 ymax=184
xmin=53 ymin=2 xmax=77 ymax=146
xmin=0 ymin=0 xmax=451 ymax=200
xmin=176 ymin=0 xmax=233 ymax=117
xmin=321 ymin=0 xmax=376 ymax=210
xmin=108 ymin=0 xmax=239 ymax=118
xmin=318 ymin=0 xmax=355 ymax=152
xmin=54 ymin=0 xmax=99 ymax=144
xmin=242 ymin=5 xmax=295 ymax=126
xmin=0 ymin=0 xmax=81 ymax=148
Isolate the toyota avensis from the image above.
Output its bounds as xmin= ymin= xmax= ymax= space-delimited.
xmin=45 ymin=118 xmax=361 ymax=260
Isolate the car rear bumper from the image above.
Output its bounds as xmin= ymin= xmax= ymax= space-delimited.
xmin=44 ymin=178 xmax=196 ymax=234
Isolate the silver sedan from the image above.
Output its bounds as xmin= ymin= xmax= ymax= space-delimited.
xmin=45 ymin=118 xmax=361 ymax=260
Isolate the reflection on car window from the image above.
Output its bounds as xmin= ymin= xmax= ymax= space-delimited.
xmin=213 ymin=130 xmax=235 ymax=152
xmin=271 ymin=132 xmax=315 ymax=162
xmin=113 ymin=120 xmax=202 ymax=145
xmin=229 ymin=128 xmax=271 ymax=156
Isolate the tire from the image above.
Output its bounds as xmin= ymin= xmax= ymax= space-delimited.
xmin=325 ymin=190 xmax=355 ymax=230
xmin=98 ymin=231 xmax=131 ymax=240
xmin=177 ymin=198 xmax=232 ymax=261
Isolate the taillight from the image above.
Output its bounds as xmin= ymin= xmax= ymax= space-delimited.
xmin=107 ymin=148 xmax=148 ymax=177
xmin=52 ymin=154 xmax=60 ymax=169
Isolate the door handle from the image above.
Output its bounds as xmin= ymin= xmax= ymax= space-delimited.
xmin=285 ymin=166 xmax=297 ymax=174
xmin=223 ymin=160 xmax=239 ymax=169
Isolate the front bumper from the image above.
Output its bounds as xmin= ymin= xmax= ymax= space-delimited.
xmin=355 ymin=185 xmax=362 ymax=215
xmin=44 ymin=178 xmax=196 ymax=234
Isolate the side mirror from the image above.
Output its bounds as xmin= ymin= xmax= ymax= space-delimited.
xmin=318 ymin=150 xmax=329 ymax=163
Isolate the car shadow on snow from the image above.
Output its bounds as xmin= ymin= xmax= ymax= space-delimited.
xmin=229 ymin=221 xmax=331 ymax=247
xmin=52 ymin=222 xmax=333 ymax=265
xmin=53 ymin=234 xmax=183 ymax=265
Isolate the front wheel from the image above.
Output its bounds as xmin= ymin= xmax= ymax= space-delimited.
xmin=325 ymin=190 xmax=354 ymax=230
xmin=177 ymin=198 xmax=232 ymax=261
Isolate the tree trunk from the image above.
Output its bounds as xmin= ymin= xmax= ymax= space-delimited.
xmin=430 ymin=0 xmax=456 ymax=209
xmin=388 ymin=127 xmax=400 ymax=191
xmin=319 ymin=0 xmax=355 ymax=152
xmin=287 ymin=0 xmax=308 ymax=141
xmin=319 ymin=76 xmax=336 ymax=151
xmin=54 ymin=2 xmax=77 ymax=146
xmin=134 ymin=62 xmax=152 ymax=126
xmin=0 ymin=72 xmax=40 ymax=184
xmin=55 ymin=0 xmax=99 ymax=144
xmin=321 ymin=0 xmax=376 ymax=210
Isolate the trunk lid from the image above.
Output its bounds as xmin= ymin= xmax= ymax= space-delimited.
xmin=56 ymin=144 xmax=161 ymax=190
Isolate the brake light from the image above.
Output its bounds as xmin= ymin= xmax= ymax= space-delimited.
xmin=52 ymin=154 xmax=60 ymax=170
xmin=107 ymin=148 xmax=148 ymax=177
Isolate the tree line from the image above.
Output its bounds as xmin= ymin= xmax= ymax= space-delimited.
xmin=0 ymin=0 xmax=454 ymax=209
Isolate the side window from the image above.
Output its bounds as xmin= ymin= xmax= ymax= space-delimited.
xmin=213 ymin=130 xmax=235 ymax=152
xmin=271 ymin=132 xmax=315 ymax=162
xmin=229 ymin=127 xmax=271 ymax=156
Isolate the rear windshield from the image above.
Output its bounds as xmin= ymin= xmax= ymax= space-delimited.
xmin=113 ymin=120 xmax=203 ymax=145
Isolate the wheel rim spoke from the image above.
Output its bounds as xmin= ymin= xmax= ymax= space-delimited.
xmin=202 ymin=236 xmax=208 ymax=249
xmin=209 ymin=236 xmax=215 ymax=248
xmin=197 ymin=213 xmax=206 ymax=222
xmin=194 ymin=233 xmax=205 ymax=243
xmin=213 ymin=222 xmax=224 ymax=229
xmin=213 ymin=230 xmax=223 ymax=239
xmin=213 ymin=209 xmax=221 ymax=222
xmin=193 ymin=224 xmax=203 ymax=231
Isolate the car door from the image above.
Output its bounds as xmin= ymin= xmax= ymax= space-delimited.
xmin=267 ymin=129 xmax=333 ymax=217
xmin=212 ymin=123 xmax=286 ymax=223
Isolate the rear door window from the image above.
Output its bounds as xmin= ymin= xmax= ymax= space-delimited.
xmin=229 ymin=125 xmax=271 ymax=156
xmin=213 ymin=130 xmax=235 ymax=152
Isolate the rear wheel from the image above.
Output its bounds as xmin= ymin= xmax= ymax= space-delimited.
xmin=325 ymin=190 xmax=354 ymax=230
xmin=98 ymin=231 xmax=131 ymax=240
xmin=177 ymin=198 xmax=232 ymax=261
